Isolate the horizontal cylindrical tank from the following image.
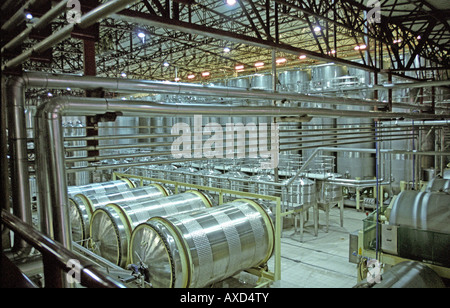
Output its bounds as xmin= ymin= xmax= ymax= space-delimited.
xmin=389 ymin=190 xmax=450 ymax=266
xmin=90 ymin=191 xmax=213 ymax=267
xmin=67 ymin=179 xmax=135 ymax=200
xmin=389 ymin=190 xmax=450 ymax=234
xmin=69 ymin=184 xmax=171 ymax=244
xmin=372 ymin=261 xmax=445 ymax=288
xmin=129 ymin=199 xmax=274 ymax=288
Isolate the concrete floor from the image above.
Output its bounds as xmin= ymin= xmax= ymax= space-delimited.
xmin=267 ymin=206 xmax=367 ymax=288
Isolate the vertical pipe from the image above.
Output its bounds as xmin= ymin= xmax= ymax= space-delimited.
xmin=1 ymin=77 xmax=12 ymax=239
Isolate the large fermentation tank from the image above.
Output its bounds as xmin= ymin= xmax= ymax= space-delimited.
xmin=282 ymin=177 xmax=316 ymax=210
xmin=380 ymin=114 xmax=416 ymax=194
xmin=90 ymin=191 xmax=213 ymax=267
xmin=336 ymin=106 xmax=375 ymax=180
xmin=129 ymin=199 xmax=274 ymax=288
xmin=389 ymin=191 xmax=450 ymax=234
xmin=278 ymin=69 xmax=310 ymax=93
xmin=218 ymin=163 xmax=249 ymax=202
xmin=69 ymin=184 xmax=171 ymax=244
xmin=302 ymin=64 xmax=347 ymax=159
xmin=388 ymin=190 xmax=450 ymax=266
xmin=67 ymin=179 xmax=135 ymax=200
xmin=317 ymin=177 xmax=343 ymax=206
xmin=310 ymin=63 xmax=347 ymax=91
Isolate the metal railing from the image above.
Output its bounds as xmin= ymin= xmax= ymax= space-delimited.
xmin=1 ymin=209 xmax=126 ymax=288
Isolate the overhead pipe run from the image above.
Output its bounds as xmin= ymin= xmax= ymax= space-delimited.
xmin=1 ymin=0 xmax=70 ymax=53
xmin=2 ymin=0 xmax=141 ymax=70
xmin=4 ymin=71 xmax=450 ymax=252
xmin=19 ymin=71 xmax=450 ymax=114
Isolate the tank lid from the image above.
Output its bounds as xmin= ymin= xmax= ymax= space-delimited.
xmin=90 ymin=207 xmax=126 ymax=267
xmin=130 ymin=221 xmax=179 ymax=288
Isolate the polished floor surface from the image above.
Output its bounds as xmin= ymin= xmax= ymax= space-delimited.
xmin=267 ymin=206 xmax=368 ymax=288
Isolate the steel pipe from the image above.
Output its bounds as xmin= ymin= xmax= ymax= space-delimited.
xmin=2 ymin=0 xmax=141 ymax=70
xmin=7 ymin=71 xmax=449 ymax=253
xmin=4 ymin=77 xmax=32 ymax=258
xmin=1 ymin=0 xmax=69 ymax=53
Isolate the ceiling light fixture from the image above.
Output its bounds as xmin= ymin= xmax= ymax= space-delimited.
xmin=235 ymin=64 xmax=245 ymax=70
xmin=354 ymin=44 xmax=367 ymax=51
xmin=163 ymin=61 xmax=170 ymax=67
xmin=313 ymin=26 xmax=321 ymax=32
xmin=254 ymin=61 xmax=265 ymax=68
xmin=26 ymin=13 xmax=33 ymax=19
xmin=223 ymin=47 xmax=231 ymax=53
xmin=226 ymin=0 xmax=237 ymax=5
xmin=299 ymin=55 xmax=307 ymax=60
xmin=276 ymin=58 xmax=287 ymax=64
xmin=202 ymin=71 xmax=211 ymax=77
xmin=187 ymin=74 xmax=196 ymax=79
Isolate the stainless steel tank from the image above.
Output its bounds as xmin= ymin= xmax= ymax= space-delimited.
xmin=388 ymin=190 xmax=450 ymax=266
xmin=317 ymin=177 xmax=343 ymax=205
xmin=228 ymin=76 xmax=251 ymax=89
xmin=67 ymin=179 xmax=135 ymax=200
xmin=218 ymin=163 xmax=249 ymax=202
xmin=310 ymin=63 xmax=347 ymax=91
xmin=278 ymin=69 xmax=310 ymax=93
xmin=129 ymin=199 xmax=274 ymax=288
xmin=69 ymin=184 xmax=171 ymax=244
xmin=389 ymin=190 xmax=450 ymax=234
xmin=336 ymin=104 xmax=375 ymax=180
xmin=381 ymin=115 xmax=416 ymax=194
xmin=371 ymin=261 xmax=445 ymax=288
xmin=249 ymin=169 xmax=275 ymax=197
xmin=282 ymin=177 xmax=316 ymax=210
xmin=90 ymin=190 xmax=213 ymax=268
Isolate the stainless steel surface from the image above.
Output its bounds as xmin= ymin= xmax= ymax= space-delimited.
xmin=68 ymin=180 xmax=134 ymax=199
xmin=90 ymin=191 xmax=212 ymax=267
xmin=282 ymin=177 xmax=316 ymax=210
xmin=130 ymin=199 xmax=274 ymax=288
xmin=389 ymin=190 xmax=450 ymax=234
xmin=19 ymin=73 xmax=449 ymax=251
xmin=70 ymin=183 xmax=170 ymax=244
xmin=5 ymin=76 xmax=32 ymax=257
xmin=425 ymin=177 xmax=450 ymax=193
xmin=3 ymin=0 xmax=141 ymax=69
xmin=317 ymin=177 xmax=343 ymax=205
xmin=278 ymin=69 xmax=310 ymax=93
xmin=1 ymin=209 xmax=126 ymax=288
xmin=372 ymin=261 xmax=445 ymax=288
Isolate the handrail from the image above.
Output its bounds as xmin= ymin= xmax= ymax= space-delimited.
xmin=1 ymin=209 xmax=126 ymax=288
